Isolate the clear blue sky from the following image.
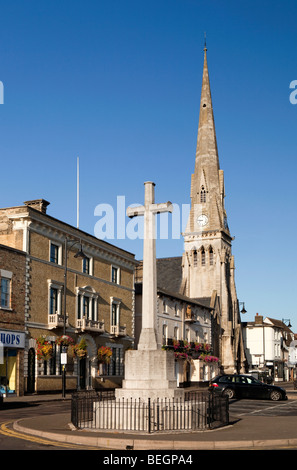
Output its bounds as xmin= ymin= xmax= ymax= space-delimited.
xmin=0 ymin=0 xmax=296 ymax=328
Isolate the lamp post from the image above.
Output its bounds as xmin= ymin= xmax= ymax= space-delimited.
xmin=238 ymin=301 xmax=247 ymax=315
xmin=282 ymin=318 xmax=292 ymax=328
xmin=62 ymin=237 xmax=87 ymax=398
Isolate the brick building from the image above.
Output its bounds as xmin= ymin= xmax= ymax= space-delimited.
xmin=0 ymin=244 xmax=26 ymax=396
xmin=0 ymin=199 xmax=137 ymax=393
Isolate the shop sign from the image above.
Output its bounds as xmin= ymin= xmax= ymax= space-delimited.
xmin=0 ymin=330 xmax=25 ymax=349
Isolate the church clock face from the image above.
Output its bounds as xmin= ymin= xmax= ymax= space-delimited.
xmin=197 ymin=214 xmax=208 ymax=227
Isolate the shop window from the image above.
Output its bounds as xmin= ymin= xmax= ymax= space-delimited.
xmin=0 ymin=349 xmax=16 ymax=393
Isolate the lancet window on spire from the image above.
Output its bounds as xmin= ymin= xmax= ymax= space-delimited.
xmin=200 ymin=186 xmax=207 ymax=203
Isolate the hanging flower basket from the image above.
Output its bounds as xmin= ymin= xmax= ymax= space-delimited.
xmin=174 ymin=351 xmax=190 ymax=361
xmin=162 ymin=340 xmax=213 ymax=361
xmin=36 ymin=336 xmax=53 ymax=361
xmin=98 ymin=346 xmax=112 ymax=364
xmin=55 ymin=335 xmax=74 ymax=347
xmin=194 ymin=343 xmax=211 ymax=353
xmin=199 ymin=354 xmax=219 ymax=363
xmin=73 ymin=338 xmax=87 ymax=358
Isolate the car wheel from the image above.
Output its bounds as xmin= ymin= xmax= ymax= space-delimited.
xmin=223 ymin=388 xmax=235 ymax=399
xmin=270 ymin=390 xmax=282 ymax=401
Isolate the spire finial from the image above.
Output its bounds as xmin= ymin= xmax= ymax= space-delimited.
xmin=204 ymin=32 xmax=207 ymax=52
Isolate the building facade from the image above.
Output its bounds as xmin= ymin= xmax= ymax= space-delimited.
xmin=135 ymin=258 xmax=219 ymax=386
xmin=242 ymin=314 xmax=295 ymax=382
xmin=181 ymin=46 xmax=247 ymax=374
xmin=0 ymin=244 xmax=26 ymax=396
xmin=0 ymin=199 xmax=137 ymax=393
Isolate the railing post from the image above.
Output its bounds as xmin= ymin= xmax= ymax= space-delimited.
xmin=148 ymin=397 xmax=151 ymax=433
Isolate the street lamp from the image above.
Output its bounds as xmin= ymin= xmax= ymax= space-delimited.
xmin=238 ymin=301 xmax=247 ymax=315
xmin=282 ymin=318 xmax=292 ymax=328
xmin=62 ymin=237 xmax=87 ymax=398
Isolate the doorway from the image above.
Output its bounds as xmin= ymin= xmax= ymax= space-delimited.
xmin=79 ymin=357 xmax=86 ymax=390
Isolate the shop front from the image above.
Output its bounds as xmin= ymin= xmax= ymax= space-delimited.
xmin=0 ymin=329 xmax=25 ymax=396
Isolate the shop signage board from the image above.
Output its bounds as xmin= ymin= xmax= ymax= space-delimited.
xmin=0 ymin=330 xmax=25 ymax=349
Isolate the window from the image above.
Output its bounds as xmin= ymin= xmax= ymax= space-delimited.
xmin=209 ymin=247 xmax=214 ymax=265
xmin=0 ymin=270 xmax=12 ymax=309
xmin=77 ymin=286 xmax=98 ymax=321
xmin=0 ymin=277 xmax=11 ymax=308
xmin=186 ymin=328 xmax=190 ymax=342
xmin=49 ymin=287 xmax=58 ymax=315
xmin=83 ymin=257 xmax=90 ymax=274
xmin=106 ymin=346 xmax=123 ymax=376
xmin=200 ymin=186 xmax=207 ymax=203
xmin=174 ymin=326 xmax=179 ymax=340
xmin=111 ymin=266 xmax=120 ymax=284
xmin=162 ymin=324 xmax=168 ymax=343
xmin=111 ymin=302 xmax=119 ymax=326
xmin=175 ymin=304 xmax=180 ymax=317
xmin=48 ymin=280 xmax=63 ymax=316
xmin=193 ymin=250 xmax=197 ymax=267
xmin=50 ymin=242 xmax=61 ymax=264
xmin=110 ymin=298 xmax=122 ymax=335
xmin=83 ymin=295 xmax=89 ymax=317
xmin=201 ymin=247 xmax=205 ymax=266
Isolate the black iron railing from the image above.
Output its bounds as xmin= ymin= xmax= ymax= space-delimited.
xmin=71 ymin=389 xmax=229 ymax=433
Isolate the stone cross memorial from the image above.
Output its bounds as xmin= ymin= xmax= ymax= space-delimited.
xmin=127 ymin=181 xmax=172 ymax=350
xmin=115 ymin=181 xmax=184 ymax=401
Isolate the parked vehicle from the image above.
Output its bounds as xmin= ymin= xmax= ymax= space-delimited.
xmin=0 ymin=385 xmax=14 ymax=399
xmin=209 ymin=374 xmax=287 ymax=401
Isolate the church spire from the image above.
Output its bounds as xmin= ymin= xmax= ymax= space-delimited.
xmin=195 ymin=45 xmax=219 ymax=173
xmin=186 ymin=45 xmax=227 ymax=235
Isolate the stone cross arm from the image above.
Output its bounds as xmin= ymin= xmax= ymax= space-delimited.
xmin=127 ymin=201 xmax=173 ymax=218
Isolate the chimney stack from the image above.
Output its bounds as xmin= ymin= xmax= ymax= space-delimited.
xmin=255 ymin=313 xmax=263 ymax=324
xmin=24 ymin=199 xmax=50 ymax=214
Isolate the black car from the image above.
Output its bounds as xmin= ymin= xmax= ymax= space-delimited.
xmin=209 ymin=374 xmax=287 ymax=401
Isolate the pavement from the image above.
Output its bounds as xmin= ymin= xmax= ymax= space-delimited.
xmin=3 ymin=383 xmax=297 ymax=450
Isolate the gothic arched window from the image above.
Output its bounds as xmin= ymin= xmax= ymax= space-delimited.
xmin=201 ymin=247 xmax=206 ymax=266
xmin=193 ymin=250 xmax=197 ymax=267
xmin=200 ymin=186 xmax=207 ymax=203
xmin=209 ymin=246 xmax=214 ymax=265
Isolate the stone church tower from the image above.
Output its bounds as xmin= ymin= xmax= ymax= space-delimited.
xmin=182 ymin=46 xmax=246 ymax=373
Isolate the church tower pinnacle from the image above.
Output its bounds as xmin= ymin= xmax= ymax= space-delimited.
xmin=182 ymin=45 xmax=246 ymax=374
